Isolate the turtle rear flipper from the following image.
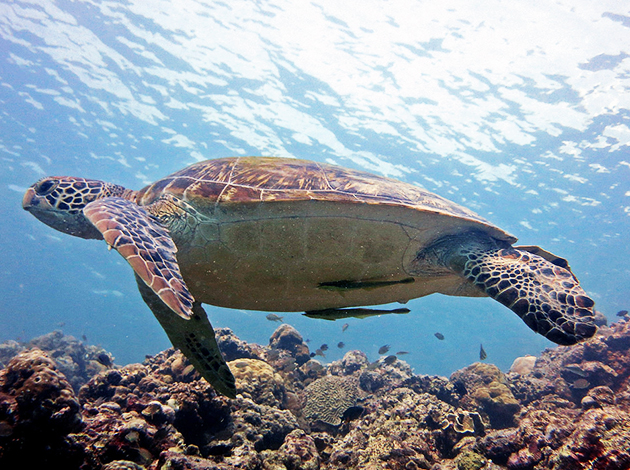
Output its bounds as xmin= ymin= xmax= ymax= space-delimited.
xmin=461 ymin=246 xmax=596 ymax=345
xmin=135 ymin=274 xmax=236 ymax=398
xmin=84 ymin=197 xmax=194 ymax=319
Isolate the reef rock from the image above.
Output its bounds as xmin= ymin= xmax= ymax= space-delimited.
xmin=0 ymin=348 xmax=84 ymax=466
xmin=269 ymin=324 xmax=311 ymax=366
xmin=451 ymin=363 xmax=521 ymax=429
xmin=508 ymin=355 xmax=537 ymax=376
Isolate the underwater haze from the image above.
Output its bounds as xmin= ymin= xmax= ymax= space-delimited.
xmin=1 ymin=0 xmax=629 ymax=377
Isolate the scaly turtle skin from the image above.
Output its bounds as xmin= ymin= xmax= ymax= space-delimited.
xmin=23 ymin=157 xmax=597 ymax=397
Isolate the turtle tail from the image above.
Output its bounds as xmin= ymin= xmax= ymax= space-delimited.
xmin=459 ymin=243 xmax=597 ymax=345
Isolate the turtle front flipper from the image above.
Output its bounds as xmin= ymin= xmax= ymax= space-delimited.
xmin=135 ymin=274 xmax=236 ymax=398
xmin=459 ymin=245 xmax=597 ymax=345
xmin=83 ymin=197 xmax=194 ymax=319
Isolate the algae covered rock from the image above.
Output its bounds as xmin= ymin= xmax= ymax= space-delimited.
xmin=229 ymin=358 xmax=286 ymax=407
xmin=455 ymin=450 xmax=487 ymax=470
xmin=451 ymin=362 xmax=520 ymax=428
xmin=262 ymin=429 xmax=321 ymax=470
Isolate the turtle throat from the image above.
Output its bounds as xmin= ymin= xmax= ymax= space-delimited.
xmin=410 ymin=231 xmax=507 ymax=276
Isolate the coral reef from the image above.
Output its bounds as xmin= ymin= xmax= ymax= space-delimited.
xmin=0 ymin=330 xmax=117 ymax=392
xmin=1 ymin=319 xmax=630 ymax=469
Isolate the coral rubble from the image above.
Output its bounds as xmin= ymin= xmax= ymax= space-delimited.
xmin=1 ymin=318 xmax=630 ymax=469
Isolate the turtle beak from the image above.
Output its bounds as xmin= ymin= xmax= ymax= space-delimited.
xmin=22 ymin=187 xmax=37 ymax=211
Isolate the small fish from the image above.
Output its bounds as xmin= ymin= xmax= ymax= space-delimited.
xmin=616 ymin=310 xmax=629 ymax=317
xmin=96 ymin=352 xmax=113 ymax=367
xmin=378 ymin=344 xmax=391 ymax=355
xmin=383 ymin=355 xmax=398 ymax=365
xmin=315 ymin=348 xmax=326 ymax=357
xmin=320 ymin=344 xmax=329 ymax=351
xmin=564 ymin=365 xmax=588 ymax=377
xmin=396 ymin=351 xmax=409 ymax=355
xmin=266 ymin=314 xmax=284 ymax=322
xmin=0 ymin=421 xmax=13 ymax=437
xmin=479 ymin=344 xmax=487 ymax=361
xmin=341 ymin=405 xmax=364 ymax=422
xmin=366 ymin=361 xmax=380 ymax=370
xmin=342 ymin=323 xmax=349 ymax=332
xmin=434 ymin=332 xmax=445 ymax=340
xmin=277 ymin=357 xmax=297 ymax=371
xmin=337 ymin=342 xmax=345 ymax=349
xmin=266 ymin=349 xmax=281 ymax=361
xmin=81 ymin=334 xmax=88 ymax=342
xmin=572 ymin=378 xmax=591 ymax=389
xmin=57 ymin=321 xmax=66 ymax=328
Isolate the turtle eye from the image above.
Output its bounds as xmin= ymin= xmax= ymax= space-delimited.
xmin=34 ymin=179 xmax=59 ymax=196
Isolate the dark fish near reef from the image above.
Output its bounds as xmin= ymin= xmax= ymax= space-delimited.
xmin=266 ymin=349 xmax=281 ymax=361
xmin=266 ymin=313 xmax=284 ymax=322
xmin=564 ymin=365 xmax=588 ymax=377
xmin=304 ymin=307 xmax=410 ymax=320
xmin=337 ymin=342 xmax=345 ymax=348
xmin=341 ymin=405 xmax=364 ymax=422
xmin=378 ymin=344 xmax=391 ymax=354
xmin=0 ymin=421 xmax=14 ymax=438
xmin=383 ymin=355 xmax=398 ymax=365
xmin=342 ymin=323 xmax=349 ymax=332
xmin=315 ymin=348 xmax=325 ymax=357
xmin=617 ymin=310 xmax=629 ymax=317
xmin=396 ymin=351 xmax=410 ymax=355
xmin=434 ymin=332 xmax=445 ymax=340
xmin=572 ymin=378 xmax=590 ymax=389
xmin=277 ymin=357 xmax=297 ymax=371
xmin=96 ymin=352 xmax=113 ymax=367
xmin=320 ymin=344 xmax=329 ymax=351
xmin=479 ymin=344 xmax=487 ymax=361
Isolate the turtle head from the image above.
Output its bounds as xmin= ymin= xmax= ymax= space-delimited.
xmin=23 ymin=176 xmax=129 ymax=239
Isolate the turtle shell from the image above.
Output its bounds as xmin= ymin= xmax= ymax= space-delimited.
xmin=136 ymin=157 xmax=516 ymax=312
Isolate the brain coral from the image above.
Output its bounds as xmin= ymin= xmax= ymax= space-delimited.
xmin=303 ymin=375 xmax=359 ymax=426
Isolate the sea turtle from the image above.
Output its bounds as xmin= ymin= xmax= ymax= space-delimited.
xmin=22 ymin=157 xmax=597 ymax=397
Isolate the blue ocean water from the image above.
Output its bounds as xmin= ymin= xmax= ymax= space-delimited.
xmin=1 ymin=0 xmax=628 ymax=377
